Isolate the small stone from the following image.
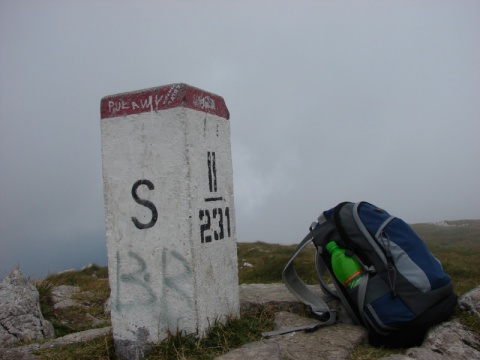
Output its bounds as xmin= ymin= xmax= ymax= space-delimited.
xmin=50 ymin=285 xmax=82 ymax=310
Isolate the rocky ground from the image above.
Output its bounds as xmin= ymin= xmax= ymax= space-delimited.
xmin=1 ymin=270 xmax=479 ymax=360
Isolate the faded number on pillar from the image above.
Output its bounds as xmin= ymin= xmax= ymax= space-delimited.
xmin=199 ymin=151 xmax=231 ymax=243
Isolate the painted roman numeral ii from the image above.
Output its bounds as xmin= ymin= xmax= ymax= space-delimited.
xmin=199 ymin=151 xmax=231 ymax=243
xmin=208 ymin=151 xmax=217 ymax=192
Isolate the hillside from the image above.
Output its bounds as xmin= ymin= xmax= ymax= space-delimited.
xmin=25 ymin=219 xmax=480 ymax=359
xmin=238 ymin=219 xmax=480 ymax=294
xmin=412 ymin=219 xmax=480 ymax=250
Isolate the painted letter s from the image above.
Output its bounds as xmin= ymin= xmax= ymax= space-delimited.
xmin=131 ymin=179 xmax=158 ymax=229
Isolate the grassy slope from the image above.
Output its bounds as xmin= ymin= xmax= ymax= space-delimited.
xmin=412 ymin=220 xmax=480 ymax=295
xmin=32 ymin=220 xmax=480 ymax=359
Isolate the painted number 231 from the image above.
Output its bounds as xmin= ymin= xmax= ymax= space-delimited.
xmin=199 ymin=207 xmax=231 ymax=243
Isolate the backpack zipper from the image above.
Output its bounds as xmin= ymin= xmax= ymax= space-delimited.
xmin=380 ymin=231 xmax=397 ymax=297
xmin=373 ymin=216 xmax=397 ymax=296
xmin=355 ymin=204 xmax=399 ymax=297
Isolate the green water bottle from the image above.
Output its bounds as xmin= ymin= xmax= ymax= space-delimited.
xmin=326 ymin=241 xmax=364 ymax=290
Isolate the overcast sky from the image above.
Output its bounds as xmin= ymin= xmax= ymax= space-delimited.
xmin=1 ymin=1 xmax=479 ymax=278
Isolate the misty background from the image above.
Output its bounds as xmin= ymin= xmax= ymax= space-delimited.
xmin=1 ymin=1 xmax=479 ymax=278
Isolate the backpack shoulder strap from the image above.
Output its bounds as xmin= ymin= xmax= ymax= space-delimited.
xmin=315 ymin=249 xmax=339 ymax=299
xmin=282 ymin=225 xmax=335 ymax=316
xmin=262 ymin=218 xmax=337 ymax=337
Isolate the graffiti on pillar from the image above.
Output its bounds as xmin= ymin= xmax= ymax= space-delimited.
xmin=193 ymin=94 xmax=216 ymax=111
xmin=115 ymin=250 xmax=156 ymax=311
xmin=115 ymin=248 xmax=193 ymax=314
xmin=158 ymin=247 xmax=194 ymax=329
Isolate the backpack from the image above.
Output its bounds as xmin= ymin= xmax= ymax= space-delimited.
xmin=264 ymin=201 xmax=457 ymax=348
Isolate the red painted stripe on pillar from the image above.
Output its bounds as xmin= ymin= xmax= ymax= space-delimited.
xmin=100 ymin=83 xmax=229 ymax=120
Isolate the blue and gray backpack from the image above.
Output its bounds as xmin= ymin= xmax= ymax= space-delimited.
xmin=265 ymin=201 xmax=457 ymax=347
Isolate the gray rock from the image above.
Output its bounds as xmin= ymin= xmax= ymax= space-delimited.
xmin=2 ymin=281 xmax=480 ymax=360
xmin=405 ymin=347 xmax=450 ymax=359
xmin=0 ymin=269 xmax=54 ymax=347
xmin=379 ymin=319 xmax=480 ymax=360
xmin=240 ymin=283 xmax=315 ymax=308
xmin=0 ymin=327 xmax=111 ymax=359
xmin=216 ymin=312 xmax=367 ymax=360
xmin=240 ymin=283 xmax=313 ymax=315
xmin=0 ymin=348 xmax=39 ymax=360
xmin=215 ymin=340 xmax=282 ymax=360
xmin=81 ymin=263 xmax=95 ymax=271
xmin=273 ymin=311 xmax=321 ymax=330
xmin=458 ymin=285 xmax=480 ymax=317
xmin=378 ymin=355 xmax=408 ymax=360
xmin=37 ymin=326 xmax=111 ymax=350
xmin=272 ymin=312 xmax=367 ymax=360
xmin=422 ymin=319 xmax=480 ymax=359
xmin=240 ymin=283 xmax=352 ymax=324
xmin=55 ymin=269 xmax=75 ymax=275
xmin=84 ymin=313 xmax=107 ymax=327
xmin=50 ymin=285 xmax=82 ymax=310
xmin=380 ymin=347 xmax=449 ymax=360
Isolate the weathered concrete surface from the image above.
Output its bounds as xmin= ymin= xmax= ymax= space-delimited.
xmin=0 ymin=269 xmax=54 ymax=347
xmin=100 ymin=84 xmax=239 ymax=359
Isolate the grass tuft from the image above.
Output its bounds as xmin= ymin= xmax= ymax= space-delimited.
xmin=146 ymin=307 xmax=275 ymax=359
xmin=35 ymin=333 xmax=115 ymax=360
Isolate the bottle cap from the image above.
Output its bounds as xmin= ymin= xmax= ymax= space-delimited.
xmin=326 ymin=241 xmax=338 ymax=254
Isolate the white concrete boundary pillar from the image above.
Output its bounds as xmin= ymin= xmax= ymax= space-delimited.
xmin=100 ymin=84 xmax=239 ymax=359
